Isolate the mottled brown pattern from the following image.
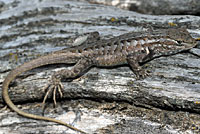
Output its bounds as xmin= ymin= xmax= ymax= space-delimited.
xmin=2 ymin=28 xmax=198 ymax=134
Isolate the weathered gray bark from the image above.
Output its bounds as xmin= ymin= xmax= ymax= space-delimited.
xmin=87 ymin=0 xmax=200 ymax=15
xmin=0 ymin=0 xmax=200 ymax=134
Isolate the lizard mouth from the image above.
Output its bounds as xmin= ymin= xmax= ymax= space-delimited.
xmin=178 ymin=38 xmax=199 ymax=50
xmin=181 ymin=42 xmax=198 ymax=50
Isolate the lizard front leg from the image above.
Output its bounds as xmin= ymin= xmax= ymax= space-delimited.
xmin=127 ymin=49 xmax=149 ymax=79
xmin=42 ymin=58 xmax=93 ymax=106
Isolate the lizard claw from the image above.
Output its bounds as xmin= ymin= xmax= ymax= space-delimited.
xmin=135 ymin=69 xmax=149 ymax=79
xmin=42 ymin=77 xmax=64 ymax=108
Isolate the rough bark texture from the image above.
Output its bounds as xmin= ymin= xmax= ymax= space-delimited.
xmin=0 ymin=0 xmax=200 ymax=134
xmin=87 ymin=0 xmax=200 ymax=15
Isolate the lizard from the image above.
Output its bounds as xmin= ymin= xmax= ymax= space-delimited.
xmin=2 ymin=28 xmax=198 ymax=134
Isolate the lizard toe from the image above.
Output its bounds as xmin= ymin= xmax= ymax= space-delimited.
xmin=135 ymin=69 xmax=149 ymax=79
xmin=42 ymin=77 xmax=64 ymax=110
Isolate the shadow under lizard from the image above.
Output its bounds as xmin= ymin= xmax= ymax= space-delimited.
xmin=2 ymin=28 xmax=198 ymax=133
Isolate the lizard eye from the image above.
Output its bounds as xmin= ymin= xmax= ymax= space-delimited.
xmin=177 ymin=40 xmax=182 ymax=44
xmin=141 ymin=49 xmax=146 ymax=53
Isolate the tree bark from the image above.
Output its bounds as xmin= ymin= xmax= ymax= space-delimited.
xmin=0 ymin=0 xmax=200 ymax=134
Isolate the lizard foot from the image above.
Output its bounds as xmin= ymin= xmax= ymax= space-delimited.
xmin=135 ymin=69 xmax=149 ymax=79
xmin=42 ymin=77 xmax=64 ymax=107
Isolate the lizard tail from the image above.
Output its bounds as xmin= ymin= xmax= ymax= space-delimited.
xmin=2 ymin=53 xmax=87 ymax=134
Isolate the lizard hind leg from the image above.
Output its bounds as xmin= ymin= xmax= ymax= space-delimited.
xmin=42 ymin=58 xmax=93 ymax=109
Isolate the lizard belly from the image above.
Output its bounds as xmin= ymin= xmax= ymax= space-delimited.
xmin=95 ymin=54 xmax=127 ymax=67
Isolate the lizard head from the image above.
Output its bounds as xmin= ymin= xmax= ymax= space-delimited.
xmin=167 ymin=28 xmax=197 ymax=50
xmin=143 ymin=28 xmax=199 ymax=59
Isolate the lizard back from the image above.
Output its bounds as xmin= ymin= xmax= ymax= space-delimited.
xmin=62 ymin=28 xmax=197 ymax=66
